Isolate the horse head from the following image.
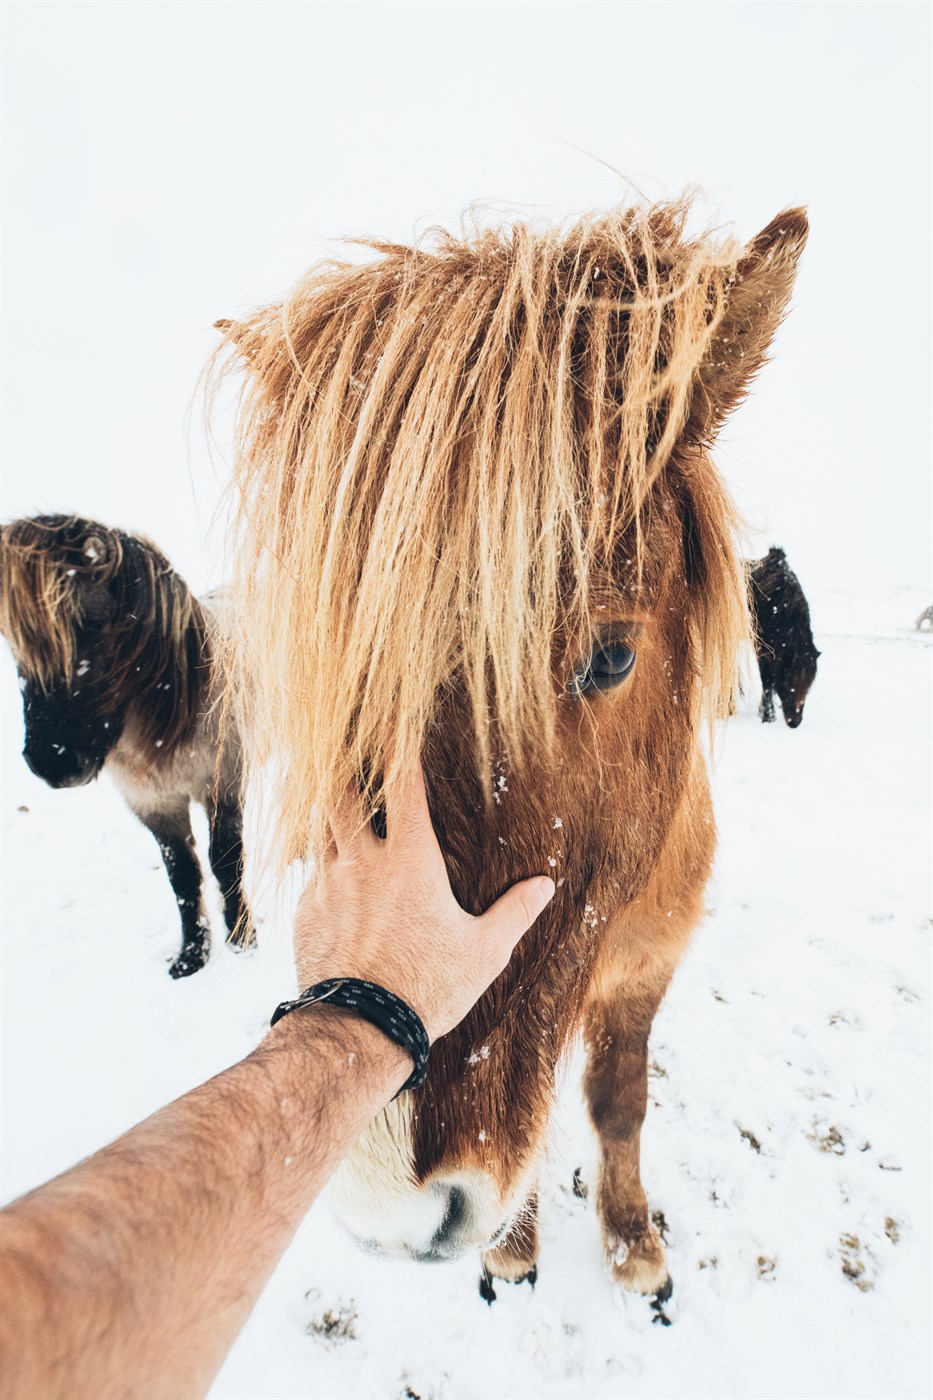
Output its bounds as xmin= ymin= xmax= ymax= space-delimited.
xmin=776 ymin=643 xmax=820 ymax=728
xmin=0 ymin=515 xmax=206 ymax=786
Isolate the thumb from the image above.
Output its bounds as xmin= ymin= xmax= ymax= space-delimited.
xmin=479 ymin=875 xmax=555 ymax=956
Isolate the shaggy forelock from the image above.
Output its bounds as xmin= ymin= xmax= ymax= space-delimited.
xmin=215 ymin=199 xmax=750 ymax=872
xmin=0 ymin=516 xmax=124 ymax=684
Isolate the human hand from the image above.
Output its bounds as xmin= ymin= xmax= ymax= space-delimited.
xmin=291 ymin=767 xmax=555 ymax=1041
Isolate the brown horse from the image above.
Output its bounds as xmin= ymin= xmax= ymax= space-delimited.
xmin=214 ymin=199 xmax=807 ymax=1297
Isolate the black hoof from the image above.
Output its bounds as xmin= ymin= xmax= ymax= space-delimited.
xmin=479 ymin=1262 xmax=536 ymax=1305
xmin=168 ymin=947 xmax=208 ymax=978
xmin=228 ymin=932 xmax=257 ymax=953
xmin=651 ymin=1274 xmax=674 ymax=1326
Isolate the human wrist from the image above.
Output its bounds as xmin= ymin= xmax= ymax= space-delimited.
xmin=258 ymin=1001 xmax=412 ymax=1103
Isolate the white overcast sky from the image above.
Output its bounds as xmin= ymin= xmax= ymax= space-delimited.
xmin=2 ymin=2 xmax=930 ymax=596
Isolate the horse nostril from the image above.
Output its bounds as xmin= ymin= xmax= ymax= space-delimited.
xmin=431 ymin=1184 xmax=468 ymax=1252
xmin=406 ymin=1183 xmax=474 ymax=1261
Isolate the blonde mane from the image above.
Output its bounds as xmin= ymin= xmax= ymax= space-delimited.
xmin=215 ymin=200 xmax=751 ymax=871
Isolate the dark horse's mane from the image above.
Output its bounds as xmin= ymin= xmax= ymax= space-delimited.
xmin=751 ymin=545 xmax=810 ymax=608
xmin=0 ymin=514 xmax=209 ymax=763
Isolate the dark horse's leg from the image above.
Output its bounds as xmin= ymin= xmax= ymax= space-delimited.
xmin=757 ymin=653 xmax=776 ymax=723
xmin=583 ymin=970 xmax=672 ymax=1297
xmin=136 ymin=802 xmax=211 ymax=978
xmin=207 ymin=797 xmax=254 ymax=949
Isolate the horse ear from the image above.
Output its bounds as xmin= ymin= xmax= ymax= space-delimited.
xmin=82 ymin=533 xmax=108 ymax=567
xmin=214 ymin=318 xmax=260 ymax=360
xmin=687 ymin=207 xmax=809 ymax=444
xmin=214 ymin=317 xmax=243 ymax=342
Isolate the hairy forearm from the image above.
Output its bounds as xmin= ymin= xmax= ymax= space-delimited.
xmin=0 ymin=1009 xmax=407 ymax=1400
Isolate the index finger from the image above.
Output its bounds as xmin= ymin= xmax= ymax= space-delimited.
xmin=329 ymin=783 xmax=378 ymax=861
xmin=383 ymin=763 xmax=446 ymax=866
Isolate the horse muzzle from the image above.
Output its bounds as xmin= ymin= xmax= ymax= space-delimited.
xmin=349 ymin=1179 xmax=503 ymax=1263
xmin=327 ymin=1100 xmax=524 ymax=1263
xmin=23 ymin=746 xmax=100 ymax=788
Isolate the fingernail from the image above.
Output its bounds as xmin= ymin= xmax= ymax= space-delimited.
xmin=536 ymin=876 xmax=556 ymax=905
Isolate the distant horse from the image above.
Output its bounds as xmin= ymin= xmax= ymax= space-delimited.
xmin=215 ymin=199 xmax=807 ymax=1298
xmin=916 ymin=606 xmax=933 ymax=631
xmin=748 ymin=546 xmax=819 ymax=727
xmin=0 ymin=515 xmax=251 ymax=977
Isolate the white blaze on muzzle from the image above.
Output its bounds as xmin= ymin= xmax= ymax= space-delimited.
xmin=327 ymin=1098 xmax=534 ymax=1262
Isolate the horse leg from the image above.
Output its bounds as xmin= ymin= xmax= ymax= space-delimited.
xmin=138 ymin=803 xmax=212 ymax=978
xmin=583 ymin=762 xmax=716 ymax=1296
xmin=757 ymin=655 xmax=776 ymax=723
xmin=583 ymin=973 xmax=672 ymax=1296
xmin=479 ymin=1192 xmax=538 ymax=1301
xmin=207 ymin=796 xmax=254 ymax=949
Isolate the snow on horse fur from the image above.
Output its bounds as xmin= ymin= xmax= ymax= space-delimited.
xmin=213 ymin=199 xmax=808 ymax=1296
xmin=0 ymin=514 xmax=252 ymax=977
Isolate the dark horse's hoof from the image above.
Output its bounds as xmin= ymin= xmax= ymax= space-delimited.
xmin=479 ymin=1263 xmax=537 ymax=1306
xmin=168 ymin=948 xmax=208 ymax=978
xmin=651 ymin=1274 xmax=674 ymax=1326
xmin=227 ymin=930 xmax=258 ymax=953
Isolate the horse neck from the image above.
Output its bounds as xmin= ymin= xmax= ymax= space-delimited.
xmin=118 ymin=546 xmax=210 ymax=762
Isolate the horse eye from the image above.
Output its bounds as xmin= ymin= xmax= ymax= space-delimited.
xmin=570 ymin=638 xmax=637 ymax=696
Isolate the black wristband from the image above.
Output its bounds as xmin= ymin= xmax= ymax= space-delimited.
xmin=270 ymin=978 xmax=430 ymax=1096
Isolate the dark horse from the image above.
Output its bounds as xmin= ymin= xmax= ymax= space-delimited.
xmin=749 ymin=546 xmax=819 ymax=727
xmin=0 ymin=515 xmax=251 ymax=976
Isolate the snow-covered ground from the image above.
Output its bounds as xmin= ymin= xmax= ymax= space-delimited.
xmin=1 ymin=584 xmax=929 ymax=1400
